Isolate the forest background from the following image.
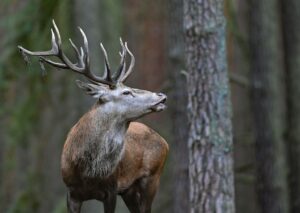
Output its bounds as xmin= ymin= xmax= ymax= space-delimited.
xmin=1 ymin=0 xmax=299 ymax=213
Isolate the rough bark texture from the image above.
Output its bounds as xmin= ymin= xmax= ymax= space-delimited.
xmin=249 ymin=0 xmax=289 ymax=213
xmin=184 ymin=0 xmax=235 ymax=212
xmin=282 ymin=0 xmax=300 ymax=212
xmin=168 ymin=0 xmax=189 ymax=212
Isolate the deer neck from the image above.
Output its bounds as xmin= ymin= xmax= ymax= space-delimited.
xmin=96 ymin=102 xmax=129 ymax=138
xmin=78 ymin=102 xmax=129 ymax=178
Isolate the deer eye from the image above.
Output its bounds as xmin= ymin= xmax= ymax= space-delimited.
xmin=122 ymin=90 xmax=132 ymax=95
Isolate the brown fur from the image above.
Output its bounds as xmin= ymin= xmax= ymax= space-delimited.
xmin=116 ymin=122 xmax=169 ymax=191
xmin=61 ymin=120 xmax=168 ymax=213
xmin=18 ymin=23 xmax=168 ymax=212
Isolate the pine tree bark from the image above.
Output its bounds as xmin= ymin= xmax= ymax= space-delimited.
xmin=281 ymin=0 xmax=300 ymax=212
xmin=184 ymin=0 xmax=235 ymax=212
xmin=168 ymin=0 xmax=189 ymax=212
xmin=248 ymin=0 xmax=289 ymax=213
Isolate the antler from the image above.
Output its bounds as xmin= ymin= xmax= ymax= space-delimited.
xmin=120 ymin=42 xmax=135 ymax=82
xmin=18 ymin=20 xmax=111 ymax=86
xmin=18 ymin=20 xmax=135 ymax=87
xmin=18 ymin=20 xmax=113 ymax=86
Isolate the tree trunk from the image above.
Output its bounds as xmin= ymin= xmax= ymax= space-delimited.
xmin=248 ymin=0 xmax=289 ymax=213
xmin=184 ymin=0 xmax=235 ymax=212
xmin=74 ymin=1 xmax=126 ymax=212
xmin=73 ymin=2 xmax=104 ymax=212
xmin=226 ymin=0 xmax=258 ymax=212
xmin=281 ymin=0 xmax=300 ymax=212
xmin=168 ymin=0 xmax=189 ymax=212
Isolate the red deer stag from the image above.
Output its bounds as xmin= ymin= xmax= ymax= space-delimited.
xmin=18 ymin=20 xmax=168 ymax=213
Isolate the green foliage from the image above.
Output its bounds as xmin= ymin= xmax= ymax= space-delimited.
xmin=0 ymin=0 xmax=72 ymax=211
xmin=0 ymin=0 xmax=71 ymax=144
xmin=7 ymin=170 xmax=43 ymax=213
xmin=7 ymin=74 xmax=44 ymax=146
xmin=52 ymin=197 xmax=67 ymax=213
xmin=7 ymin=189 xmax=40 ymax=213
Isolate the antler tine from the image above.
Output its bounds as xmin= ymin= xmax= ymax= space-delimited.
xmin=78 ymin=27 xmax=90 ymax=67
xmin=52 ymin=20 xmax=62 ymax=46
xmin=120 ymin=42 xmax=135 ymax=82
xmin=119 ymin=38 xmax=126 ymax=59
xmin=38 ymin=57 xmax=68 ymax=69
xmin=32 ymin=20 xmax=82 ymax=73
xmin=18 ymin=20 xmax=115 ymax=87
xmin=18 ymin=27 xmax=71 ymax=70
xmin=114 ymin=38 xmax=127 ymax=82
xmin=69 ymin=39 xmax=81 ymax=63
xmin=18 ymin=29 xmax=58 ymax=56
xmin=100 ymin=43 xmax=112 ymax=81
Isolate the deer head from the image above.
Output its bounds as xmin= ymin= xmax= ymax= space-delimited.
xmin=18 ymin=20 xmax=167 ymax=121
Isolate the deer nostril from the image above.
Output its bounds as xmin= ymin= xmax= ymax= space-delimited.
xmin=157 ymin=93 xmax=164 ymax=97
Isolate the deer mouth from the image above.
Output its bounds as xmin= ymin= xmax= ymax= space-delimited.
xmin=150 ymin=97 xmax=167 ymax=112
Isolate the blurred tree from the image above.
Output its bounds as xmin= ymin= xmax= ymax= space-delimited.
xmin=248 ymin=0 xmax=289 ymax=212
xmin=74 ymin=0 xmax=103 ymax=72
xmin=0 ymin=1 xmax=72 ymax=212
xmin=73 ymin=1 xmax=125 ymax=212
xmin=123 ymin=1 xmax=171 ymax=212
xmin=281 ymin=0 xmax=300 ymax=212
xmin=226 ymin=0 xmax=258 ymax=212
xmin=184 ymin=0 xmax=235 ymax=212
xmin=168 ymin=0 xmax=189 ymax=212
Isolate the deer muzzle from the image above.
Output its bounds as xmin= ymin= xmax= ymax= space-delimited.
xmin=150 ymin=93 xmax=167 ymax=112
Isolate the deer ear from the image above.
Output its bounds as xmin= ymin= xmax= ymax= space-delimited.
xmin=75 ymin=80 xmax=107 ymax=99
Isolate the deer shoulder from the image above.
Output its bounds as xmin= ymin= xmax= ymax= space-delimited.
xmin=116 ymin=122 xmax=169 ymax=192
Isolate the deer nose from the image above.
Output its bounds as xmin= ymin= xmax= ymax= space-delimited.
xmin=157 ymin=93 xmax=167 ymax=99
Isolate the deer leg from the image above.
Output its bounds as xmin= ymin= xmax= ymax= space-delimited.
xmin=138 ymin=176 xmax=160 ymax=213
xmin=103 ymin=194 xmax=117 ymax=213
xmin=67 ymin=192 xmax=82 ymax=213
xmin=121 ymin=186 xmax=141 ymax=213
xmin=122 ymin=176 xmax=160 ymax=213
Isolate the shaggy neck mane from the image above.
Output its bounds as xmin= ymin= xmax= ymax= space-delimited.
xmin=68 ymin=102 xmax=129 ymax=178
